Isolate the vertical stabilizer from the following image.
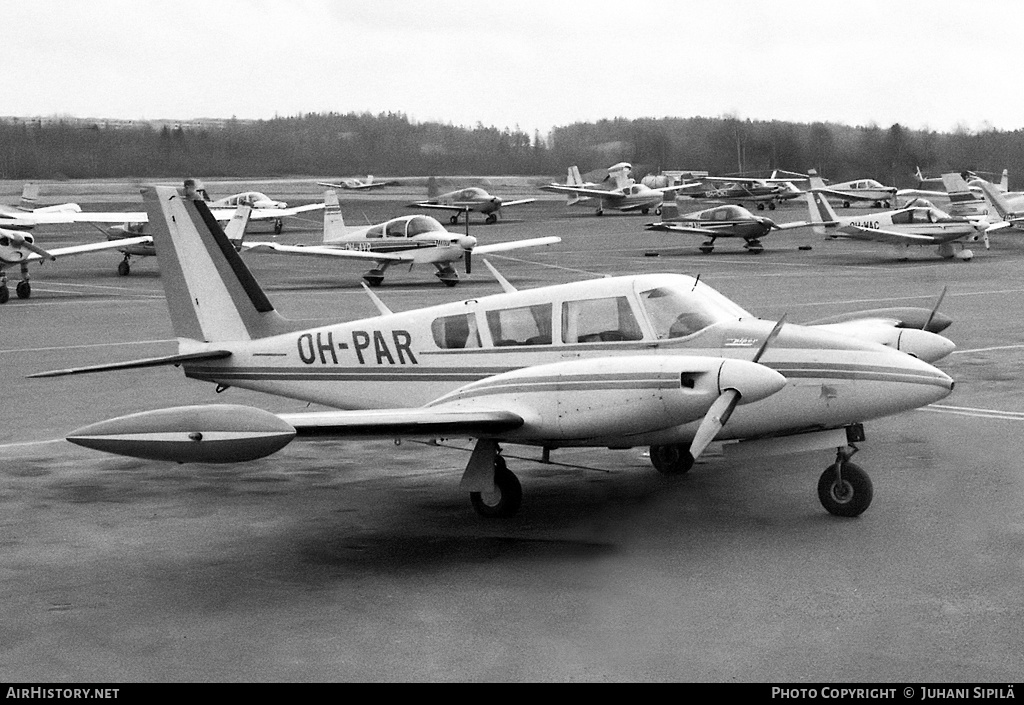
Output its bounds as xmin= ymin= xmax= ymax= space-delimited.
xmin=941 ymin=173 xmax=987 ymax=217
xmin=806 ymin=171 xmax=840 ymax=235
xmin=142 ymin=185 xmax=293 ymax=343
xmin=223 ymin=204 xmax=252 ymax=246
xmin=977 ymin=180 xmax=1018 ymax=220
xmin=568 ymin=166 xmax=583 ymax=186
xmin=999 ymin=168 xmax=1009 ymax=192
xmin=18 ymin=183 xmax=40 ymax=211
xmin=322 ymin=190 xmax=347 ymax=243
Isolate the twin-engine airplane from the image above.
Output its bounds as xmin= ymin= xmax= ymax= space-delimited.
xmin=32 ymin=183 xmax=956 ymax=520
xmin=409 ymin=184 xmax=535 ymax=225
xmin=806 ymin=172 xmax=988 ymax=260
xmin=645 ymin=199 xmax=809 ymax=253
xmin=317 ymin=175 xmax=397 ymax=191
xmin=240 ymin=191 xmax=560 ymax=287
xmin=540 ymin=162 xmax=702 ymax=216
xmin=0 ymin=226 xmax=150 ymax=303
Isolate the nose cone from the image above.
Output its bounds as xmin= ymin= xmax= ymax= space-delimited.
xmin=717 ymin=359 xmax=787 ymax=404
xmin=458 ymin=235 xmax=477 ymax=251
xmin=897 ymin=329 xmax=956 ymax=362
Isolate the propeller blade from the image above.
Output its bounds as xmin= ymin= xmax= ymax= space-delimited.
xmin=689 ymin=389 xmax=741 ymax=462
xmin=11 ymin=234 xmax=55 ymax=261
xmin=464 ymin=249 xmax=472 ymax=274
xmin=752 ymin=316 xmax=786 ymax=363
xmin=924 ymin=286 xmax=948 ymax=333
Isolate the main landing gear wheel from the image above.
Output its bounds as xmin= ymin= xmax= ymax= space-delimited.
xmin=654 ymin=207 xmax=662 ymax=216
xmin=15 ymin=281 xmax=30 ymax=299
xmin=363 ymin=276 xmax=383 ymax=287
xmin=118 ymin=260 xmax=131 ymax=276
xmin=450 ymin=215 xmax=460 ymax=225
xmin=699 ymin=240 xmax=715 ymax=254
xmin=470 ymin=456 xmax=523 ymax=518
xmin=649 ymin=444 xmax=694 ymax=475
xmin=0 ymin=285 xmax=9 ymax=304
xmin=768 ymin=202 xmax=776 ymax=210
xmin=485 ymin=214 xmax=497 ymax=224
xmin=817 ymin=460 xmax=873 ymax=517
xmin=756 ymin=203 xmax=765 ymax=210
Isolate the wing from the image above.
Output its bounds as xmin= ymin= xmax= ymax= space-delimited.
xmin=646 ymin=223 xmax=739 ymax=237
xmin=835 ymin=225 xmax=935 ymax=245
xmin=409 ymin=202 xmax=467 ymax=212
xmin=68 ymin=211 xmax=149 ymax=224
xmin=472 ymin=236 xmax=561 ymax=254
xmin=774 ymin=220 xmax=812 ymax=230
xmin=705 ymin=176 xmax=766 ymax=185
xmin=244 ymin=203 xmax=326 ymax=220
xmin=26 ymin=235 xmax=152 ymax=262
xmin=499 ymin=198 xmax=536 ymax=207
xmin=241 ymin=241 xmax=410 ymax=262
xmin=814 ymin=188 xmax=885 ymax=202
xmin=540 ymin=185 xmax=623 ymax=201
xmin=654 ymin=182 xmax=705 ymax=195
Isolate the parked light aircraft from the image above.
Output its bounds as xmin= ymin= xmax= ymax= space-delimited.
xmin=0 ymin=183 xmax=83 ymax=229
xmin=976 ymin=179 xmax=1024 ymax=232
xmin=900 ymin=167 xmax=1011 ymax=206
xmin=807 ymin=172 xmax=988 ymax=260
xmin=409 ymin=184 xmax=535 ymax=225
xmin=0 ymin=226 xmax=149 ymax=303
xmin=32 ymin=183 xmax=956 ymax=520
xmin=241 ymin=190 xmax=560 ymax=287
xmin=806 ymin=170 xmax=897 ymax=208
xmin=540 ymin=162 xmax=701 ymax=216
xmin=689 ymin=176 xmax=802 ymax=210
xmin=316 ymin=175 xmax=397 ymax=191
xmin=645 ymin=199 xmax=809 ymax=253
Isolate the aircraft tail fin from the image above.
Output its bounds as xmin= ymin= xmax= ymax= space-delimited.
xmin=941 ymin=172 xmax=986 ymax=217
xmin=807 ymin=168 xmax=828 ymax=191
xmin=805 ymin=173 xmax=840 ymax=236
xmin=977 ymin=179 xmax=1018 ymax=220
xmin=999 ymin=168 xmax=1009 ymax=192
xmin=914 ymin=166 xmax=925 ymax=186
xmin=141 ymin=183 xmax=295 ymax=343
xmin=427 ymin=176 xmax=439 ymax=199
xmin=322 ymin=190 xmax=347 ymax=243
xmin=223 ymin=204 xmax=252 ymax=247
xmin=568 ymin=166 xmax=583 ymax=186
xmin=18 ymin=183 xmax=40 ymax=211
xmin=659 ymin=195 xmax=679 ymax=221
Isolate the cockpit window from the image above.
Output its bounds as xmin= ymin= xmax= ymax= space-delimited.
xmin=486 ymin=304 xmax=552 ymax=346
xmin=407 ymin=216 xmax=445 ymax=236
xmin=385 ymin=220 xmax=406 ymax=238
xmin=640 ymin=285 xmax=742 ymax=339
xmin=562 ymin=296 xmax=643 ymax=343
xmin=365 ymin=224 xmax=384 ymax=238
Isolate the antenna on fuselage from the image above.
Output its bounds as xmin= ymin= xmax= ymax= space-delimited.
xmin=692 ymin=273 xmax=701 ymax=291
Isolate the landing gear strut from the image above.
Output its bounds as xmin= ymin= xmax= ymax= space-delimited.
xmin=462 ymin=440 xmax=523 ymax=518
xmin=817 ymin=446 xmax=873 ymax=517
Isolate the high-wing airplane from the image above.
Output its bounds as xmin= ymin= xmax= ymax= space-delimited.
xmin=316 ymin=175 xmax=397 ymax=191
xmin=241 ymin=190 xmax=560 ymax=287
xmin=33 ymin=183 xmax=956 ymax=521
xmin=409 ymin=183 xmax=535 ymax=225
xmin=0 ymin=226 xmax=150 ymax=303
xmin=688 ymin=175 xmax=803 ymax=211
xmin=0 ymin=183 xmax=84 ymax=229
xmin=540 ymin=162 xmax=702 ymax=216
xmin=806 ymin=172 xmax=988 ymax=260
xmin=645 ymin=199 xmax=809 ymax=253
xmin=805 ymin=170 xmax=897 ymax=208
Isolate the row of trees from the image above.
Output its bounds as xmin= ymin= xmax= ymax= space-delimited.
xmin=2 ymin=111 xmax=1022 ymax=188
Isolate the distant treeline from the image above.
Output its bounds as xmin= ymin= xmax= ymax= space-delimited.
xmin=2 ymin=111 xmax=1023 ymax=188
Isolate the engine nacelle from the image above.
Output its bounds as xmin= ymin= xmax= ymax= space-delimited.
xmin=66 ymin=404 xmax=296 ymax=463
xmin=427 ymin=355 xmax=785 ymax=442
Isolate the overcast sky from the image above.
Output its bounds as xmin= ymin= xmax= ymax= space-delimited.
xmin=6 ymin=0 xmax=1021 ymax=135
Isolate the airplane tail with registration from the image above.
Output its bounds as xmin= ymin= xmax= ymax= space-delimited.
xmin=321 ymin=189 xmax=347 ymax=243
xmin=141 ymin=184 xmax=296 ymax=343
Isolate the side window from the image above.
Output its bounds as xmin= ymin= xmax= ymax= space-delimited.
xmin=562 ymin=296 xmax=643 ymax=343
xmin=365 ymin=225 xmax=384 ymax=239
xmin=431 ymin=313 xmax=481 ymax=349
xmin=486 ymin=304 xmax=552 ymax=346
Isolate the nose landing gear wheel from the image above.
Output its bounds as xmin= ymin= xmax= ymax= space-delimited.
xmin=118 ymin=260 xmax=131 ymax=276
xmin=470 ymin=456 xmax=522 ymax=518
xmin=817 ymin=461 xmax=873 ymax=517
xmin=0 ymin=285 xmax=9 ymax=304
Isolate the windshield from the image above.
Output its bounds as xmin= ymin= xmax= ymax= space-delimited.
xmin=407 ymin=215 xmax=446 ymax=236
xmin=639 ymin=283 xmax=746 ymax=339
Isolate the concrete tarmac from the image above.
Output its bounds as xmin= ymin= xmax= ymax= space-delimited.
xmin=2 ymin=188 xmax=1022 ymax=681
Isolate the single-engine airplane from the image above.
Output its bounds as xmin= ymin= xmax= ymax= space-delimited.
xmin=316 ymin=175 xmax=397 ymax=191
xmin=645 ymin=199 xmax=809 ymax=253
xmin=976 ymin=179 xmax=1024 ymax=232
xmin=807 ymin=172 xmax=988 ymax=260
xmin=688 ymin=175 xmax=802 ymax=211
xmin=540 ymin=162 xmax=702 ymax=216
xmin=240 ymin=191 xmax=560 ymax=287
xmin=806 ymin=171 xmax=897 ymax=208
xmin=0 ymin=183 xmax=84 ymax=229
xmin=32 ymin=183 xmax=956 ymax=521
xmin=0 ymin=226 xmax=150 ymax=303
xmin=409 ymin=184 xmax=535 ymax=225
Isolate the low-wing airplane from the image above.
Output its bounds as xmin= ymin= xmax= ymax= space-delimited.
xmin=807 ymin=172 xmax=988 ymax=260
xmin=409 ymin=184 xmax=535 ymax=225
xmin=805 ymin=171 xmax=897 ymax=208
xmin=976 ymin=178 xmax=1024 ymax=232
xmin=0 ymin=183 xmax=84 ymax=229
xmin=240 ymin=190 xmax=560 ymax=287
xmin=32 ymin=183 xmax=956 ymax=521
xmin=688 ymin=175 xmax=803 ymax=211
xmin=645 ymin=199 xmax=809 ymax=253
xmin=540 ymin=162 xmax=702 ymax=216
xmin=316 ymin=175 xmax=397 ymax=191
xmin=0 ymin=226 xmax=150 ymax=303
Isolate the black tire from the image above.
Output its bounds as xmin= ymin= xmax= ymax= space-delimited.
xmin=817 ymin=461 xmax=873 ymax=517
xmin=0 ymin=285 xmax=8 ymax=304
xmin=16 ymin=281 xmax=30 ymax=299
xmin=649 ymin=444 xmax=694 ymax=475
xmin=470 ymin=457 xmax=522 ymax=518
xmin=485 ymin=214 xmax=497 ymax=224
xmin=274 ymin=219 xmax=283 ymax=234
xmin=654 ymin=207 xmax=662 ymax=216
xmin=450 ymin=215 xmax=459 ymax=225
xmin=441 ymin=279 xmax=458 ymax=288
xmin=768 ymin=202 xmax=776 ymax=210
xmin=364 ymin=277 xmax=383 ymax=288
xmin=118 ymin=261 xmax=130 ymax=276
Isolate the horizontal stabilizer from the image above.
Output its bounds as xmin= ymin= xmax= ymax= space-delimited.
xmin=29 ymin=350 xmax=232 ymax=378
